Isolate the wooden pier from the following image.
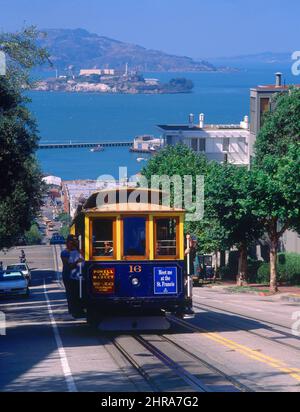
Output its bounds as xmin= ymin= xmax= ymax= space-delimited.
xmin=38 ymin=141 xmax=133 ymax=149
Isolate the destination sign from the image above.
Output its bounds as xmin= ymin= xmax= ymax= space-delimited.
xmin=154 ymin=267 xmax=178 ymax=295
xmin=92 ymin=268 xmax=115 ymax=294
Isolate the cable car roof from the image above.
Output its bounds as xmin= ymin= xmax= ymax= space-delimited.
xmin=84 ymin=202 xmax=185 ymax=214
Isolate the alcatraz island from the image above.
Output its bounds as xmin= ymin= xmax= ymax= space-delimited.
xmin=34 ymin=67 xmax=194 ymax=94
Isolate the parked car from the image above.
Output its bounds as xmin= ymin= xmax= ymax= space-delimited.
xmin=6 ymin=264 xmax=31 ymax=284
xmin=0 ymin=271 xmax=29 ymax=298
xmin=50 ymin=233 xmax=65 ymax=245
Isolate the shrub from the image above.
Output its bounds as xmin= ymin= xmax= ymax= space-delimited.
xmin=25 ymin=224 xmax=42 ymax=245
xmin=257 ymin=253 xmax=300 ymax=285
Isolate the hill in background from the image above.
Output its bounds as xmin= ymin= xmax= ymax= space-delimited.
xmin=39 ymin=28 xmax=220 ymax=73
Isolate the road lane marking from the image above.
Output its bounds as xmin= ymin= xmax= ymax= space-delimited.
xmin=43 ymin=281 xmax=77 ymax=392
xmin=172 ymin=317 xmax=300 ymax=384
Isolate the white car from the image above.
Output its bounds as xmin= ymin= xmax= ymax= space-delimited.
xmin=6 ymin=264 xmax=31 ymax=284
xmin=0 ymin=271 xmax=29 ymax=298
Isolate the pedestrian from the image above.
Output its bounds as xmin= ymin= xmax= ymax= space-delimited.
xmin=61 ymin=235 xmax=85 ymax=318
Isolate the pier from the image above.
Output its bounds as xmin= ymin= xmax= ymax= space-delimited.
xmin=38 ymin=141 xmax=133 ymax=149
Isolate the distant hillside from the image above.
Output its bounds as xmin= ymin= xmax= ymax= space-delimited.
xmin=207 ymin=51 xmax=293 ymax=67
xmin=38 ymin=28 xmax=219 ymax=72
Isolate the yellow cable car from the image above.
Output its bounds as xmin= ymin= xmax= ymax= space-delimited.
xmin=70 ymin=187 xmax=193 ymax=330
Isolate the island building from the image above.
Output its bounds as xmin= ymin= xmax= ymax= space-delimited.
xmin=158 ymin=114 xmax=252 ymax=166
xmin=79 ymin=69 xmax=115 ymax=76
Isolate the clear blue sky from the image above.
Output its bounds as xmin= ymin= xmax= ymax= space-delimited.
xmin=0 ymin=0 xmax=298 ymax=58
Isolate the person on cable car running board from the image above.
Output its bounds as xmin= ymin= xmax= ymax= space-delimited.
xmin=61 ymin=235 xmax=85 ymax=318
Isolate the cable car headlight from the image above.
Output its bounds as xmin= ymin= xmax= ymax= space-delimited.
xmin=131 ymin=277 xmax=140 ymax=287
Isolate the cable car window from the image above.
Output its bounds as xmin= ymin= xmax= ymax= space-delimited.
xmin=92 ymin=219 xmax=114 ymax=258
xmin=155 ymin=218 xmax=178 ymax=257
xmin=123 ymin=217 xmax=146 ymax=257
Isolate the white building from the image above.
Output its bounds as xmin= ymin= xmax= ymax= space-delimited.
xmin=79 ymin=69 xmax=102 ymax=76
xmin=133 ymin=135 xmax=163 ymax=152
xmin=158 ymin=114 xmax=252 ymax=166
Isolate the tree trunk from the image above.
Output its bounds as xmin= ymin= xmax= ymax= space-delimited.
xmin=237 ymin=244 xmax=248 ymax=286
xmin=214 ymin=250 xmax=218 ymax=281
xmin=270 ymin=236 xmax=279 ymax=293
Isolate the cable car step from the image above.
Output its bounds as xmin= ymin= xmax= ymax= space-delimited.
xmin=97 ymin=316 xmax=171 ymax=331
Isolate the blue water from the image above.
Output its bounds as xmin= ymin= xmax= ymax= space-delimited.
xmin=31 ymin=65 xmax=297 ymax=180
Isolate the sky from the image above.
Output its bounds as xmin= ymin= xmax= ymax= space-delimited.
xmin=0 ymin=0 xmax=299 ymax=58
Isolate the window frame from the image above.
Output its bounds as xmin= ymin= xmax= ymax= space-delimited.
xmin=154 ymin=216 xmax=180 ymax=260
xmin=121 ymin=215 xmax=149 ymax=261
xmin=89 ymin=217 xmax=117 ymax=261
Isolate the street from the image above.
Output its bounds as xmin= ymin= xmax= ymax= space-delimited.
xmin=0 ymin=246 xmax=300 ymax=392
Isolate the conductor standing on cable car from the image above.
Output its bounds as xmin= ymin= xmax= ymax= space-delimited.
xmin=61 ymin=235 xmax=85 ymax=318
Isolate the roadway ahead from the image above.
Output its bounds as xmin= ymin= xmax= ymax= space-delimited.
xmin=0 ymin=246 xmax=300 ymax=392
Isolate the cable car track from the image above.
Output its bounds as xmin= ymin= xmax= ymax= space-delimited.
xmin=109 ymin=332 xmax=251 ymax=392
xmin=160 ymin=334 xmax=252 ymax=392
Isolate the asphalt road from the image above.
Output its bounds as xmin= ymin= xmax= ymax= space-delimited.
xmin=0 ymin=246 xmax=300 ymax=392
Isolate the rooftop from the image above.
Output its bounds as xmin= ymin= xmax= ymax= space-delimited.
xmin=157 ymin=124 xmax=246 ymax=131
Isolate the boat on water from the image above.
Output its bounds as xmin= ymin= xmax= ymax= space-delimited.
xmin=136 ymin=157 xmax=147 ymax=162
xmin=90 ymin=145 xmax=104 ymax=152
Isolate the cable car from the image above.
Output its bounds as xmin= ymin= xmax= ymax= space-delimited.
xmin=70 ymin=187 xmax=193 ymax=330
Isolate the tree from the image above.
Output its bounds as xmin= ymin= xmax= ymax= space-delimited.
xmin=60 ymin=225 xmax=70 ymax=240
xmin=25 ymin=224 xmax=42 ymax=245
xmin=0 ymin=27 xmax=49 ymax=249
xmin=204 ymin=163 xmax=262 ymax=286
xmin=255 ymin=87 xmax=300 ymax=164
xmin=253 ymin=88 xmax=300 ymax=292
xmin=58 ymin=212 xmax=71 ymax=225
xmin=247 ymin=144 xmax=300 ymax=292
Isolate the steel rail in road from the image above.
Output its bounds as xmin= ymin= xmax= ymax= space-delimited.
xmin=134 ymin=335 xmax=211 ymax=392
xmin=160 ymin=334 xmax=251 ymax=392
xmin=169 ymin=315 xmax=300 ymax=385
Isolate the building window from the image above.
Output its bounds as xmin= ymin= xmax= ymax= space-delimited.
xmin=123 ymin=217 xmax=147 ymax=257
xmin=191 ymin=138 xmax=198 ymax=152
xmin=155 ymin=218 xmax=178 ymax=258
xmin=222 ymin=138 xmax=230 ymax=152
xmin=166 ymin=135 xmax=173 ymax=145
xmin=260 ymin=98 xmax=270 ymax=127
xmin=199 ymin=138 xmax=206 ymax=152
xmin=92 ymin=218 xmax=115 ymax=259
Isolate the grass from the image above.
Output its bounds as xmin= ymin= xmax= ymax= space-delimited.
xmin=226 ymin=286 xmax=270 ymax=294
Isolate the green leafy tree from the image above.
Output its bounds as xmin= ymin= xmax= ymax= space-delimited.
xmin=204 ymin=163 xmax=262 ymax=286
xmin=255 ymin=87 xmax=300 ymax=164
xmin=248 ymin=143 xmax=300 ymax=292
xmin=58 ymin=212 xmax=71 ymax=225
xmin=0 ymin=27 xmax=49 ymax=249
xmin=253 ymin=88 xmax=300 ymax=292
xmin=25 ymin=224 xmax=42 ymax=245
xmin=60 ymin=225 xmax=70 ymax=240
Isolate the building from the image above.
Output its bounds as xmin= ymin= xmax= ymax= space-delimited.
xmin=79 ymin=69 xmax=102 ymax=76
xmin=132 ymin=135 xmax=163 ymax=153
xmin=158 ymin=114 xmax=251 ymax=166
xmin=79 ymin=69 xmax=116 ymax=77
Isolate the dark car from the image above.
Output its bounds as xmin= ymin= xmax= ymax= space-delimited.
xmin=50 ymin=234 xmax=65 ymax=245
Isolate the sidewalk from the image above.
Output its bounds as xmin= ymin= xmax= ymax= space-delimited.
xmin=198 ymin=281 xmax=300 ymax=302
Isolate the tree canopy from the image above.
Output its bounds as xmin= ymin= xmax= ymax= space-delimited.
xmin=0 ymin=27 xmax=49 ymax=249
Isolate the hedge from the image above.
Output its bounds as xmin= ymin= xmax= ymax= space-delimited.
xmin=257 ymin=253 xmax=300 ymax=285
